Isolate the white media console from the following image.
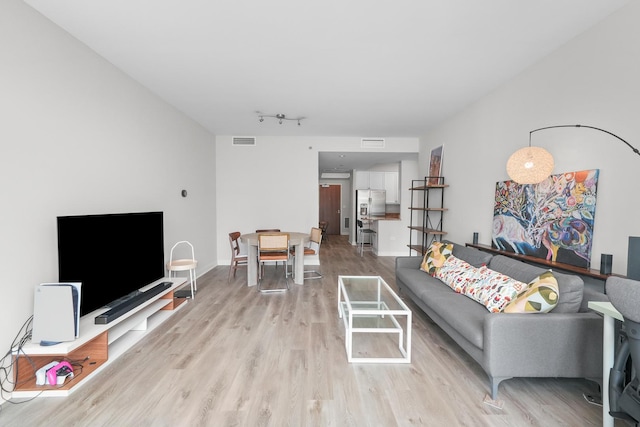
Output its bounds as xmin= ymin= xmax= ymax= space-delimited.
xmin=13 ymin=277 xmax=188 ymax=398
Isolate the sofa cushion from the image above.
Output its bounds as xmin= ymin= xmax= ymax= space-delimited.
xmin=447 ymin=242 xmax=493 ymax=267
xmin=420 ymin=288 xmax=488 ymax=349
xmin=420 ymin=241 xmax=453 ymax=275
xmin=581 ymin=286 xmax=609 ymax=312
xmin=397 ymin=266 xmax=453 ymax=300
xmin=488 ymin=255 xmax=583 ymax=313
xmin=503 ymin=270 xmax=559 ymax=313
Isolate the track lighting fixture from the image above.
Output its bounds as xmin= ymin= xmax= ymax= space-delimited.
xmin=257 ymin=112 xmax=304 ymax=126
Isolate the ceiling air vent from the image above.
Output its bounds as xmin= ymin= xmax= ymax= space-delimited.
xmin=361 ymin=138 xmax=385 ymax=148
xmin=321 ymin=172 xmax=351 ymax=179
xmin=232 ymin=136 xmax=256 ymax=146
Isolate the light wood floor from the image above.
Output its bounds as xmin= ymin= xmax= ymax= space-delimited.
xmin=0 ymin=235 xmax=609 ymax=426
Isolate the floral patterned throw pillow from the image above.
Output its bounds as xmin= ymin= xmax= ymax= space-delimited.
xmin=463 ymin=266 xmax=528 ymax=312
xmin=435 ymin=255 xmax=482 ymax=294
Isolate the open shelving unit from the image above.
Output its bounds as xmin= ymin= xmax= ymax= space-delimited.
xmin=12 ymin=278 xmax=188 ymax=398
xmin=408 ymin=177 xmax=448 ymax=255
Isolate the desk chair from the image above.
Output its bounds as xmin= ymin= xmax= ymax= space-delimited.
xmin=356 ymin=220 xmax=376 ymax=256
xmin=607 ymin=276 xmax=640 ymax=424
xmin=167 ymin=241 xmax=197 ymax=299
xmin=291 ymin=227 xmax=322 ymax=280
xmin=258 ymin=233 xmax=290 ymax=293
xmin=228 ymin=232 xmax=248 ymax=283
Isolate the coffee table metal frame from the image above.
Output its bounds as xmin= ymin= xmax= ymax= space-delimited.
xmin=337 ymin=275 xmax=412 ymax=363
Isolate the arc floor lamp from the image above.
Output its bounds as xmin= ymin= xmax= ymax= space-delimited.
xmin=506 ymin=124 xmax=640 ymax=184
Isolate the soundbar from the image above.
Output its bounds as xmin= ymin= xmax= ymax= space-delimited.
xmin=94 ymin=282 xmax=172 ymax=325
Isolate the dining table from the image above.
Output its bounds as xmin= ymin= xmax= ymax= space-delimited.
xmin=239 ymin=231 xmax=310 ymax=286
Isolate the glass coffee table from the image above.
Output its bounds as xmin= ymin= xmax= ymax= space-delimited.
xmin=338 ymin=275 xmax=412 ymax=363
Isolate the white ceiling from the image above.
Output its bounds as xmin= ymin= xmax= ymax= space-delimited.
xmin=24 ymin=0 xmax=628 ymax=141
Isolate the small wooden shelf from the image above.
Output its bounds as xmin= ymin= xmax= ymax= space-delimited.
xmin=465 ymin=243 xmax=613 ymax=281
xmin=408 ymin=207 xmax=448 ymax=212
xmin=408 ymin=244 xmax=425 ymax=253
xmin=13 ymin=278 xmax=188 ymax=397
xmin=407 ymin=226 xmax=446 ymax=235
xmin=409 ymin=184 xmax=449 ymax=190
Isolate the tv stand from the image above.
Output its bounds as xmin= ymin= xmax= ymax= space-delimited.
xmin=13 ymin=278 xmax=188 ymax=398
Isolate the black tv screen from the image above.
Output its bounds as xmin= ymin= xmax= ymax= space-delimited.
xmin=57 ymin=211 xmax=164 ymax=316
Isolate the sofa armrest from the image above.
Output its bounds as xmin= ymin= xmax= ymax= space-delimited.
xmin=483 ymin=312 xmax=603 ymax=379
xmin=395 ymin=256 xmax=422 ymax=270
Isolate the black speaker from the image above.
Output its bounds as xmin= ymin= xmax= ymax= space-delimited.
xmin=628 ymin=236 xmax=640 ymax=280
xmin=472 ymin=232 xmax=479 ymax=245
xmin=600 ymin=254 xmax=613 ymax=275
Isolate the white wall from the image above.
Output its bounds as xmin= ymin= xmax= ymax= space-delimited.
xmin=0 ymin=0 xmax=217 ymax=393
xmin=419 ymin=1 xmax=640 ymax=276
xmin=215 ymin=136 xmax=419 ymax=263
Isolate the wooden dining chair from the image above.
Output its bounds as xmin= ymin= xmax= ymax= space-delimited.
xmin=256 ymin=229 xmax=283 ymax=271
xmin=258 ymin=233 xmax=290 ymax=293
xmin=228 ymin=232 xmax=248 ymax=283
xmin=319 ymin=221 xmax=328 ymax=242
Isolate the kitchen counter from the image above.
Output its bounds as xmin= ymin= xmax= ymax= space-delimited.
xmin=357 ymin=214 xmax=406 ymax=256
xmin=361 ymin=213 xmax=400 ymax=221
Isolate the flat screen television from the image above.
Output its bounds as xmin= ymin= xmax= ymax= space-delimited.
xmin=57 ymin=211 xmax=165 ymax=317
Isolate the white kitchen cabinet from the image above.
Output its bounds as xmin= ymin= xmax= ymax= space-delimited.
xmin=369 ymin=172 xmax=384 ymax=189
xmin=384 ymin=172 xmax=399 ymax=203
xmin=356 ymin=171 xmax=399 ymax=203
xmin=355 ymin=171 xmax=370 ymax=189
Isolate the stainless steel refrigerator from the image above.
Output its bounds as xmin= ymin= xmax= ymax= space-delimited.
xmin=355 ymin=189 xmax=385 ymax=242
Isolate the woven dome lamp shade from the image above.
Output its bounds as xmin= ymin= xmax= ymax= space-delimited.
xmin=506 ymin=124 xmax=639 ymax=185
xmin=506 ymin=146 xmax=554 ymax=184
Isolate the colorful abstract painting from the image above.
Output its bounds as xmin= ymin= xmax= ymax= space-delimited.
xmin=492 ymin=169 xmax=599 ymax=269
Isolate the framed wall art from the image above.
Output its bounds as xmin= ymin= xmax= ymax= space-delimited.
xmin=492 ymin=169 xmax=599 ymax=269
xmin=428 ymin=145 xmax=444 ymax=184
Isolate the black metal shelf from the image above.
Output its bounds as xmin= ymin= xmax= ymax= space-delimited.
xmin=407 ymin=177 xmax=448 ymax=255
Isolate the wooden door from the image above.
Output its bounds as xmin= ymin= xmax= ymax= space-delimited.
xmin=319 ymin=185 xmax=341 ymax=235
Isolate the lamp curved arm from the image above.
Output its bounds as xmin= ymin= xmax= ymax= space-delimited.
xmin=529 ymin=124 xmax=640 ymax=157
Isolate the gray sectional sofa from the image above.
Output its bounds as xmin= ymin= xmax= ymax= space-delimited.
xmin=395 ymin=242 xmax=605 ymax=399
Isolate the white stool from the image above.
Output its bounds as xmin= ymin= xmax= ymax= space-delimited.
xmin=167 ymin=241 xmax=198 ymax=299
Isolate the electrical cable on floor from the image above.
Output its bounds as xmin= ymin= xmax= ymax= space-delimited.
xmin=0 ymin=316 xmax=33 ymax=393
xmin=0 ymin=321 xmax=92 ymax=414
xmin=0 ymin=316 xmax=45 ymax=406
